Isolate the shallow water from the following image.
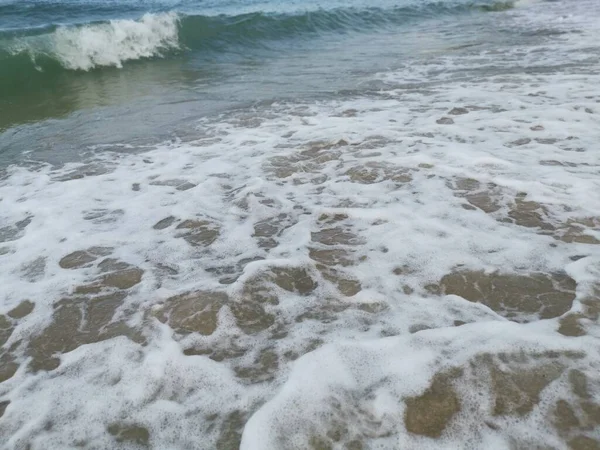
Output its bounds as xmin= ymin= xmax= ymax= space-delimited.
xmin=1 ymin=0 xmax=600 ymax=449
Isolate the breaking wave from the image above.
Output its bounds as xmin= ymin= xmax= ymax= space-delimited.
xmin=0 ymin=1 xmax=517 ymax=89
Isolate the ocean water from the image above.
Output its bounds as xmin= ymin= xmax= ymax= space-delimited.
xmin=1 ymin=0 xmax=600 ymax=448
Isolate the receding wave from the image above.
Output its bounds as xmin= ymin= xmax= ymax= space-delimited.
xmin=0 ymin=1 xmax=516 ymax=90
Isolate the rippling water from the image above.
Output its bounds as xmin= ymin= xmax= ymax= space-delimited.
xmin=1 ymin=0 xmax=600 ymax=449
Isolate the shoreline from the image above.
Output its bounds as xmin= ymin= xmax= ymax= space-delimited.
xmin=1 ymin=0 xmax=600 ymax=448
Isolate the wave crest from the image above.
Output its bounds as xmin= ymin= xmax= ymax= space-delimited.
xmin=3 ymin=12 xmax=180 ymax=72
xmin=52 ymin=12 xmax=180 ymax=70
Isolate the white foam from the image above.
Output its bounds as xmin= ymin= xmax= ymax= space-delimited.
xmin=241 ymin=323 xmax=599 ymax=450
